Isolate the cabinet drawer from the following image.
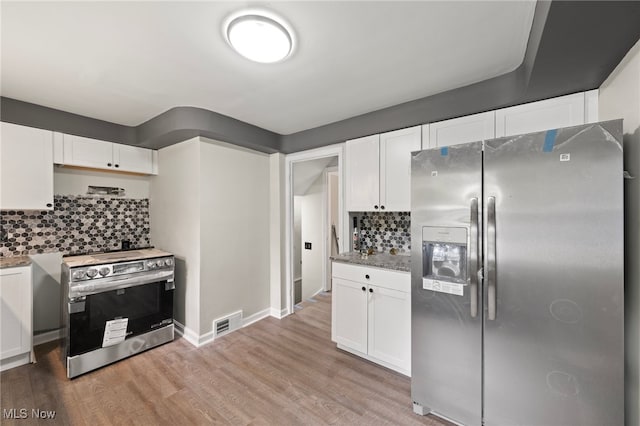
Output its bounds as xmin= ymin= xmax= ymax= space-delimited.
xmin=332 ymin=262 xmax=410 ymax=293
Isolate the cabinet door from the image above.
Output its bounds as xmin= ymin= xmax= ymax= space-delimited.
xmin=428 ymin=111 xmax=495 ymax=148
xmin=0 ymin=122 xmax=54 ymax=210
xmin=113 ymin=144 xmax=153 ymax=174
xmin=0 ymin=267 xmax=32 ymax=359
xmin=346 ymin=135 xmax=380 ymax=211
xmin=380 ymin=126 xmax=421 ymax=211
xmin=367 ymin=284 xmax=411 ymax=373
xmin=495 ymin=92 xmax=585 ymax=137
xmin=333 ymin=278 xmax=368 ymax=354
xmin=63 ymin=134 xmax=115 ymax=169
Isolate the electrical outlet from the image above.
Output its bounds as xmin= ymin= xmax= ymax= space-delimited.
xmin=304 ymin=242 xmax=312 ymax=250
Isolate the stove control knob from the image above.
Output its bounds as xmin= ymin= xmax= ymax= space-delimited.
xmin=86 ymin=268 xmax=98 ymax=278
xmin=72 ymin=270 xmax=86 ymax=280
xmin=164 ymin=258 xmax=173 ymax=267
xmin=147 ymin=260 xmax=157 ymax=269
xmin=99 ymin=267 xmax=110 ymax=277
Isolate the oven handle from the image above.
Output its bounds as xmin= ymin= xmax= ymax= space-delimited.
xmin=69 ymin=270 xmax=174 ymax=298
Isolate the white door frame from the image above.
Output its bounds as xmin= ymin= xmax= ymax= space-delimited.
xmin=325 ymin=167 xmax=339 ymax=292
xmin=285 ymin=144 xmax=346 ymax=315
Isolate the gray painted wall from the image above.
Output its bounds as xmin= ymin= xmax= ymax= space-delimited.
xmin=0 ymin=97 xmax=136 ymax=144
xmin=1 ymin=2 xmax=638 ymax=154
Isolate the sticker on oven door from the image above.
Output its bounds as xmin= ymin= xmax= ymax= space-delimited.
xmin=102 ymin=318 xmax=129 ymax=347
xmin=422 ymin=279 xmax=464 ymax=296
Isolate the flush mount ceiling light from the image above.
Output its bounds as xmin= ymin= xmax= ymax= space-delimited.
xmin=224 ymin=11 xmax=295 ymax=64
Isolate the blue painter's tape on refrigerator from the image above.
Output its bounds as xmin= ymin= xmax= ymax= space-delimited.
xmin=440 ymin=147 xmax=449 ymax=156
xmin=543 ymin=129 xmax=558 ymax=152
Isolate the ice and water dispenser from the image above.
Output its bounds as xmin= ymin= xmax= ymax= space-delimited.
xmin=422 ymin=227 xmax=468 ymax=296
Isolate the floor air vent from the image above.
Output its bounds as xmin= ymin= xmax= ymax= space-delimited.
xmin=213 ymin=311 xmax=242 ymax=338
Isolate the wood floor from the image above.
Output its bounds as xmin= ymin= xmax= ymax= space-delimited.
xmin=1 ymin=293 xmax=449 ymax=425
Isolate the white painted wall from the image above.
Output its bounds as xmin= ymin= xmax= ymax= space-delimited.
xmin=293 ymin=197 xmax=302 ymax=281
xmin=199 ymin=138 xmax=270 ymax=336
xmin=300 ymin=173 xmax=324 ymax=301
xmin=151 ymin=137 xmax=271 ymax=340
xmin=55 ymin=167 xmax=150 ymax=198
xmin=149 ymin=138 xmax=201 ymax=335
xmin=599 ymin=38 xmax=640 ymax=426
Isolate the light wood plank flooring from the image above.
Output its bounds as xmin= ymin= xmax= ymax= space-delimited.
xmin=1 ymin=292 xmax=449 ymax=425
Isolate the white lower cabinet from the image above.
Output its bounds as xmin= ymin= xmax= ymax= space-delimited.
xmin=333 ymin=278 xmax=368 ymax=354
xmin=367 ymin=284 xmax=411 ymax=370
xmin=332 ymin=262 xmax=411 ymax=375
xmin=0 ymin=265 xmax=33 ymax=372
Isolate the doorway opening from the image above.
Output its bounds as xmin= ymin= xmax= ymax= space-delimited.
xmin=285 ymin=145 xmax=346 ymax=315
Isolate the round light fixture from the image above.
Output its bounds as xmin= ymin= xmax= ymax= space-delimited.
xmin=224 ymin=11 xmax=294 ymax=64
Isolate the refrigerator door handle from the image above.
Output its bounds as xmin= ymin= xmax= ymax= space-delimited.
xmin=487 ymin=196 xmax=497 ymax=320
xmin=469 ymin=197 xmax=479 ymax=318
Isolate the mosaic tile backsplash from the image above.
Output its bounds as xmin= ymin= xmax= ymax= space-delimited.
xmin=357 ymin=211 xmax=411 ymax=254
xmin=0 ymin=195 xmax=150 ymax=257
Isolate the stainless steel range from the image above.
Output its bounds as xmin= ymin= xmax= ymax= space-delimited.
xmin=61 ymin=248 xmax=175 ymax=378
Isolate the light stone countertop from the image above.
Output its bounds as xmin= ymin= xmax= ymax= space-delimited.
xmin=0 ymin=256 xmax=32 ymax=270
xmin=63 ymin=248 xmax=173 ymax=267
xmin=330 ymin=252 xmax=411 ymax=272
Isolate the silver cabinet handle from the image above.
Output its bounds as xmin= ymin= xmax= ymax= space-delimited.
xmin=469 ymin=198 xmax=479 ymax=318
xmin=487 ymin=196 xmax=497 ymax=320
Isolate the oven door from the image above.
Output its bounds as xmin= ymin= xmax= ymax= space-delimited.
xmin=68 ymin=280 xmax=174 ymax=357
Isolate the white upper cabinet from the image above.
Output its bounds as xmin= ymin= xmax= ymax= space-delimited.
xmin=63 ymin=134 xmax=113 ymax=169
xmin=380 ymin=126 xmax=422 ymax=211
xmin=584 ymin=89 xmax=599 ymax=123
xmin=495 ymin=92 xmax=587 ymax=138
xmin=0 ymin=122 xmax=54 ymax=210
xmin=346 ymin=134 xmax=380 ymax=211
xmin=423 ymin=111 xmax=495 ymax=149
xmin=346 ymin=126 xmax=421 ymax=212
xmin=113 ymin=144 xmax=154 ymax=174
xmin=61 ymin=134 xmax=155 ymax=175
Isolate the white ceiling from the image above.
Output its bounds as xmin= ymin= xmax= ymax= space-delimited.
xmin=293 ymin=156 xmax=338 ymax=195
xmin=0 ymin=1 xmax=536 ymax=135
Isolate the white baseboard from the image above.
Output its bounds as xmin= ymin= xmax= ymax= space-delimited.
xmin=0 ymin=352 xmax=31 ymax=372
xmin=33 ymin=329 xmax=63 ymax=346
xmin=173 ymin=320 xmax=215 ymax=348
xmin=243 ymin=308 xmax=271 ymax=327
xmin=177 ymin=303 xmax=300 ymax=349
xmin=269 ymin=307 xmax=290 ymax=319
xmin=198 ymin=330 xmax=215 ymax=347
xmin=176 ymin=307 xmax=272 ymax=349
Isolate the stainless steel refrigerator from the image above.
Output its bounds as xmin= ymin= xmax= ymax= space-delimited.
xmin=410 ymin=120 xmax=624 ymax=426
